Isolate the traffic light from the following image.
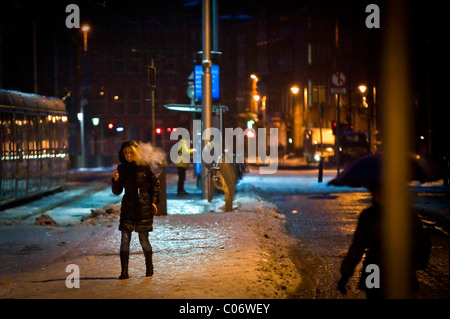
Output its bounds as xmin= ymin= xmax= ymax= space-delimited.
xmin=246 ymin=130 xmax=256 ymax=138
xmin=332 ymin=121 xmax=337 ymax=135
xmin=106 ymin=123 xmax=115 ymax=137
xmin=155 ymin=127 xmax=162 ymax=134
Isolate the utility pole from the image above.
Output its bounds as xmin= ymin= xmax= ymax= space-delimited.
xmin=212 ymin=0 xmax=219 ymax=52
xmin=148 ymin=59 xmax=156 ymax=145
xmin=33 ymin=21 xmax=38 ymax=94
xmin=336 ymin=94 xmax=341 ymax=174
xmin=201 ymin=0 xmax=212 ymax=200
xmin=334 ymin=16 xmax=341 ymax=175
xmin=80 ymin=25 xmax=90 ymax=168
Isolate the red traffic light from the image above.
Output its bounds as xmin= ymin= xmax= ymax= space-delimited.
xmin=246 ymin=130 xmax=256 ymax=138
xmin=155 ymin=127 xmax=162 ymax=134
xmin=108 ymin=123 xmax=114 ymax=129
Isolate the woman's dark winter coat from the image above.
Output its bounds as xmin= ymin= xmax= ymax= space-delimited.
xmin=112 ymin=142 xmax=160 ymax=232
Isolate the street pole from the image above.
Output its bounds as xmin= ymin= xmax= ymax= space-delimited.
xmin=201 ymin=0 xmax=212 ymax=200
xmin=212 ymin=0 xmax=219 ymax=52
xmin=336 ymin=94 xmax=341 ymax=174
xmin=334 ymin=16 xmax=340 ymax=176
xmin=80 ymin=26 xmax=90 ymax=168
xmin=148 ymin=59 xmax=156 ymax=145
xmin=318 ymin=103 xmax=324 ymax=182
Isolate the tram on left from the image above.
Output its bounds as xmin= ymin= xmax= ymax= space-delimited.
xmin=0 ymin=89 xmax=70 ymax=207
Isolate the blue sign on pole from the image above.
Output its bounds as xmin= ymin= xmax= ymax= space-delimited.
xmin=194 ymin=65 xmax=220 ymax=101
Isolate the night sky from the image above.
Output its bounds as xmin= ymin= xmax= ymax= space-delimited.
xmin=0 ymin=0 xmax=447 ymax=159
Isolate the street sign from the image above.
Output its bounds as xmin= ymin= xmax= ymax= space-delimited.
xmin=331 ymin=71 xmax=346 ymax=87
xmin=331 ymin=71 xmax=347 ymax=95
xmin=331 ymin=87 xmax=347 ymax=94
xmin=194 ymin=65 xmax=220 ymax=101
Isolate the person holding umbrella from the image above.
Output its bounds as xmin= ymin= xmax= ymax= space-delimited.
xmin=329 ymin=153 xmax=434 ymax=298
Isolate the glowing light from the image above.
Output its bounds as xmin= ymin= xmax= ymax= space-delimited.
xmin=246 ymin=130 xmax=256 ymax=138
xmin=92 ymin=118 xmax=99 ymax=126
xmin=358 ymin=85 xmax=367 ymax=93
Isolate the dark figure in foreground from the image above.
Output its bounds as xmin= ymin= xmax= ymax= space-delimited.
xmin=112 ymin=140 xmax=160 ymax=279
xmin=337 ymin=185 xmax=431 ymax=299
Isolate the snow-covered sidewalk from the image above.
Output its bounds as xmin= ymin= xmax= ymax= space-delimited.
xmin=0 ymin=190 xmax=310 ymax=299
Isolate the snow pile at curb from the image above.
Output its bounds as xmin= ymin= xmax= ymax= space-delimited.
xmin=80 ymin=204 xmax=120 ymax=226
xmin=231 ymin=192 xmax=306 ymax=298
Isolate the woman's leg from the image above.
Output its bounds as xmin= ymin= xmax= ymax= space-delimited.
xmin=120 ymin=230 xmax=132 ymax=251
xmin=119 ymin=230 xmax=132 ymax=279
xmin=138 ymin=232 xmax=153 ymax=276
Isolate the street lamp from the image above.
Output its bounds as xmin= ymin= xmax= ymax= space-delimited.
xmin=359 ymin=84 xmax=372 ymax=151
xmin=290 ymin=86 xmax=300 ymax=95
xmin=359 ymin=85 xmax=368 ymax=108
xmin=250 ymin=74 xmax=259 ymax=113
xmin=82 ymin=25 xmax=90 ymax=52
xmin=359 ymin=84 xmax=368 ymax=108
xmin=289 ymin=85 xmax=303 ymax=156
xmin=79 ymin=24 xmax=90 ymax=167
xmin=358 ymin=84 xmax=367 ymax=94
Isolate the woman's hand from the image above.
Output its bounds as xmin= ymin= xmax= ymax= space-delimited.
xmin=113 ymin=170 xmax=119 ymax=182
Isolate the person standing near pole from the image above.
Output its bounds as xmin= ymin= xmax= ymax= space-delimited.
xmin=112 ymin=140 xmax=160 ymax=279
xmin=176 ymin=136 xmax=193 ymax=195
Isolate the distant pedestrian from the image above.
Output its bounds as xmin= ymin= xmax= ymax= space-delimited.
xmin=175 ymin=136 xmax=193 ymax=195
xmin=112 ymin=140 xmax=160 ymax=279
xmin=337 ymin=183 xmax=431 ymax=299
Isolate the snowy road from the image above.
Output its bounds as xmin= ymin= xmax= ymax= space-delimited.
xmin=238 ymin=167 xmax=449 ymax=299
xmin=0 ymin=166 xmax=447 ymax=299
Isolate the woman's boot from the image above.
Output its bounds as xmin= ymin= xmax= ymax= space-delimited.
xmin=119 ymin=251 xmax=129 ymax=279
xmin=143 ymin=250 xmax=153 ymax=277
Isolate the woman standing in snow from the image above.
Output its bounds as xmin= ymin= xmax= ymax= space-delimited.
xmin=112 ymin=140 xmax=160 ymax=279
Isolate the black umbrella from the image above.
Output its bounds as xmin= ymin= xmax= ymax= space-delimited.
xmin=328 ymin=153 xmax=446 ymax=189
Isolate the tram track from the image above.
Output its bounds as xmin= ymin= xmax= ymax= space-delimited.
xmin=0 ymin=183 xmax=109 ymax=223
